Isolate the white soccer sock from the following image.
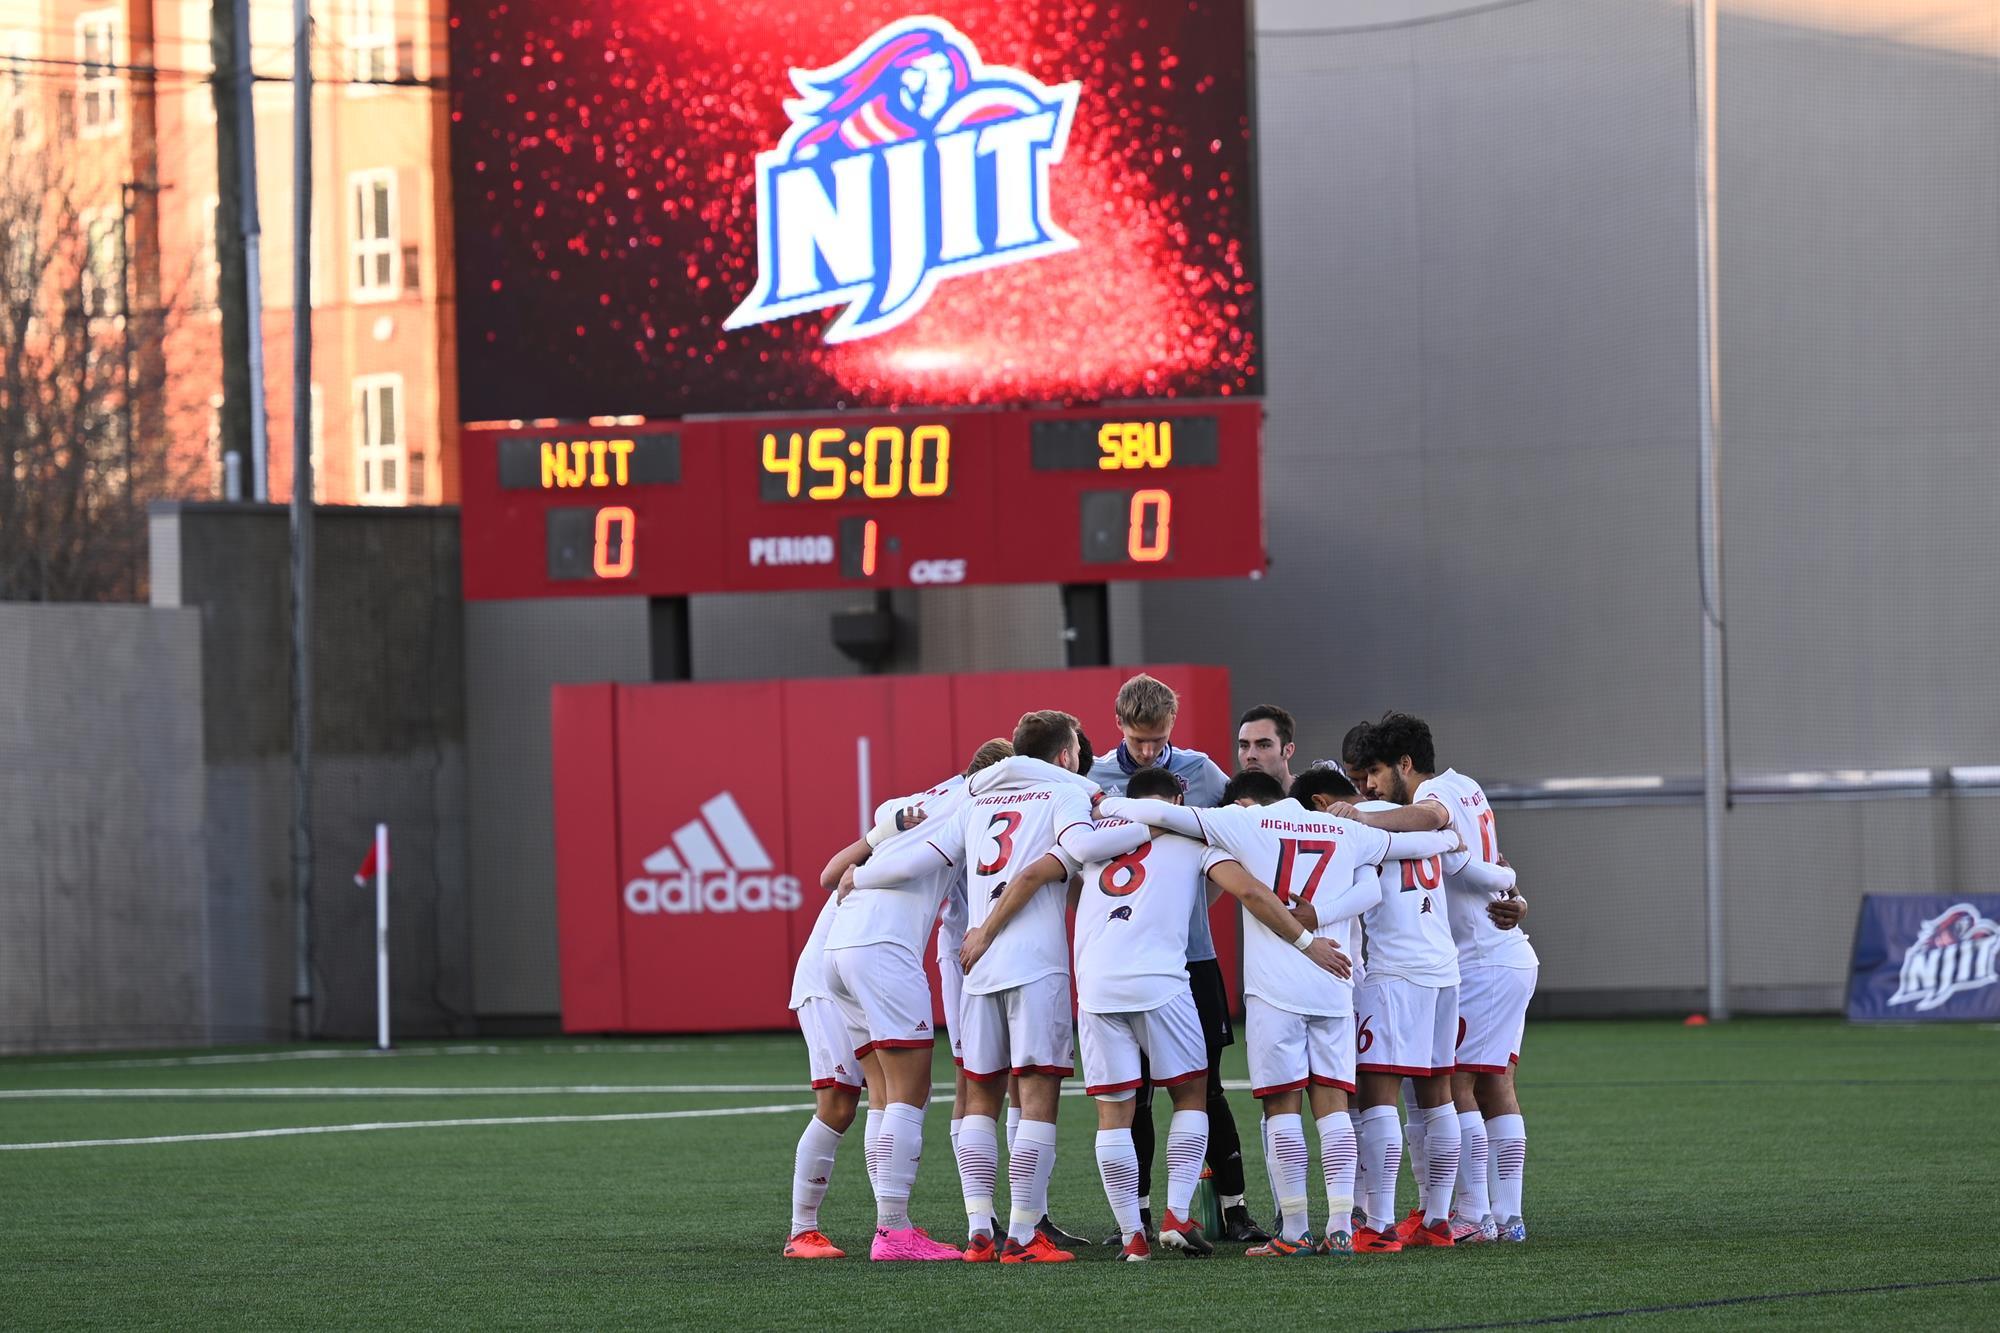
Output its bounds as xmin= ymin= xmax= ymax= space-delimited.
xmin=1264 ymin=1113 xmax=1310 ymax=1241
xmin=863 ymin=1108 xmax=884 ymax=1190
xmin=1402 ymin=1082 xmax=1427 ymax=1206
xmin=1095 ymin=1127 xmax=1144 ymax=1242
xmin=1316 ymin=1112 xmax=1357 ymax=1235
xmin=1455 ymin=1110 xmax=1492 ymax=1222
xmin=949 ymin=1116 xmax=963 ymax=1157
xmin=1348 ymin=1107 xmax=1369 ymax=1211
xmin=1165 ymin=1109 xmax=1210 ymax=1220
xmin=1357 ymin=1105 xmax=1402 ymax=1231
xmin=1489 ymin=1113 xmax=1527 ymax=1220
xmin=1419 ymin=1104 xmax=1460 ymax=1225
xmin=789 ymin=1116 xmax=843 ymax=1235
xmin=956 ymin=1113 xmax=999 ymax=1238
xmin=1005 ymin=1106 xmax=1023 ymax=1156
xmin=873 ymin=1102 xmax=925 ymax=1231
xmin=1260 ymin=1116 xmax=1280 ymax=1219
xmin=1007 ymin=1119 xmax=1059 ymax=1245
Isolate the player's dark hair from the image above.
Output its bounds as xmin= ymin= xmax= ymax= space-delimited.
xmin=1221 ymin=769 xmax=1286 ymax=806
xmin=1238 ymin=703 xmax=1295 ymax=748
xmin=1125 ymin=766 xmax=1183 ymax=802
xmin=1362 ymin=711 xmax=1437 ymax=775
xmin=964 ymin=738 xmax=1013 ymax=777
xmin=1075 ymin=729 xmax=1096 ymax=776
xmin=1013 ymin=709 xmax=1080 ymax=764
xmin=1290 ymin=766 xmax=1357 ymax=805
xmin=1339 ymin=722 xmax=1372 ymax=770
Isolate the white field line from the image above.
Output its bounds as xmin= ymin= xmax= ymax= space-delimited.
xmin=1 ymin=1081 xmax=1263 ymax=1100
xmin=12 ymin=1043 xmax=712 ymax=1071
xmin=0 ymin=1101 xmax=814 ymax=1152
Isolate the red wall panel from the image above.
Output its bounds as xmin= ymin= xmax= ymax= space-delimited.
xmin=552 ymin=684 xmax=624 ymax=1031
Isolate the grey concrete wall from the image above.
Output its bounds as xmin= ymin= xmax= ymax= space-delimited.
xmin=0 ymin=605 xmax=208 ymax=1052
xmin=152 ymin=503 xmax=471 ymax=1042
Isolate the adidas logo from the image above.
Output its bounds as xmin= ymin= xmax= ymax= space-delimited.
xmin=915 ymin=1020 xmax=929 ymax=1031
xmin=810 ymin=1175 xmax=829 ymax=1185
xmin=623 ymin=792 xmax=804 ymax=915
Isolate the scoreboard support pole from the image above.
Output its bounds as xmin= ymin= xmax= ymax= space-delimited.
xmin=1062 ymin=582 xmax=1111 ymax=668
xmin=648 ymin=596 xmax=693 ymax=681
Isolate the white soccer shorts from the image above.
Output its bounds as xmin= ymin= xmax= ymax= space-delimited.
xmin=1245 ymin=995 xmax=1355 ymax=1097
xmin=1455 ymin=963 xmax=1538 ymax=1074
xmin=1355 ymin=976 xmax=1458 ymax=1078
xmin=939 ymin=951 xmax=967 ymax=1068
xmin=958 ymin=972 xmax=1074 ymax=1082
xmin=1077 ymin=990 xmax=1207 ymax=1100
xmin=795 ymin=996 xmax=863 ymax=1091
xmin=823 ymin=941 xmax=938 ymax=1058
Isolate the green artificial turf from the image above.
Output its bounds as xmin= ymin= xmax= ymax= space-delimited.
xmin=2 ymin=1019 xmax=1996 ymax=1329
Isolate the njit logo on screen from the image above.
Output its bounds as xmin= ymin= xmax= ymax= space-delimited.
xmin=623 ymin=793 xmax=803 ymax=915
xmin=724 ymin=17 xmax=1079 ymax=344
xmin=1888 ymin=902 xmax=1999 ymax=1012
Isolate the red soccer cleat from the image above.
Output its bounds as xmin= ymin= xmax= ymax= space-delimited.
xmin=999 ymin=1233 xmax=1075 ymax=1263
xmin=1157 ymin=1210 xmax=1215 ymax=1258
xmin=1406 ymin=1218 xmax=1456 ymax=1248
xmin=782 ymin=1229 xmax=846 ymax=1259
xmin=1395 ymin=1208 xmax=1425 ymax=1243
xmin=1353 ymin=1226 xmax=1403 ymax=1253
xmin=1119 ymin=1231 xmax=1151 ymax=1263
xmin=961 ymin=1232 xmax=999 ymax=1263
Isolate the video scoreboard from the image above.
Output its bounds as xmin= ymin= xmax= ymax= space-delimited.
xmin=458 ymin=402 xmax=1263 ymax=599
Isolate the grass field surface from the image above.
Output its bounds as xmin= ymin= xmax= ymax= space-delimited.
xmin=4 ymin=1018 xmax=1996 ymax=1329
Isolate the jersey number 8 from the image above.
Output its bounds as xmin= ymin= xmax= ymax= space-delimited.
xmin=1099 ymin=842 xmax=1152 ymax=897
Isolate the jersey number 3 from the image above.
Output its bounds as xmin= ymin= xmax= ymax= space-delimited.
xmin=975 ymin=810 xmax=1023 ymax=876
xmin=1099 ymin=842 xmax=1151 ymax=898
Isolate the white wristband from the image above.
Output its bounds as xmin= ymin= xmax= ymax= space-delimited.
xmin=1291 ymin=929 xmax=1314 ymax=953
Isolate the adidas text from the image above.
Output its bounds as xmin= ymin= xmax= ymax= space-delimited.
xmin=624 ymin=869 xmax=805 ymax=915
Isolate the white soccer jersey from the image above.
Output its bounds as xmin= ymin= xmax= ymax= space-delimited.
xmin=788 ymin=892 xmax=840 ymax=1009
xmin=1414 ymin=769 xmax=1538 ymax=970
xmin=853 ymin=757 xmax=1097 ymax=996
xmin=829 ymin=778 xmax=972 ymax=956
xmin=1072 ymin=828 xmax=1204 ymax=1014
xmin=1356 ymin=798 xmax=1459 ymax=986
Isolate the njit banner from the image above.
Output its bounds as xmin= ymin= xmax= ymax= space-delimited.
xmin=552 ymin=665 xmax=1234 ymax=1033
xmin=1847 ymin=894 xmax=2000 ymax=1022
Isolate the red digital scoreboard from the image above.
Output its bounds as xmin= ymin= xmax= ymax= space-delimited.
xmin=458 ymin=401 xmax=1265 ymax=599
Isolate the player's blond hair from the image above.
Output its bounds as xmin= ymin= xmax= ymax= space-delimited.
xmin=964 ymin=738 xmax=1013 ymax=777
xmin=1114 ymin=673 xmax=1179 ymax=728
xmin=1012 ymin=709 xmax=1080 ymax=763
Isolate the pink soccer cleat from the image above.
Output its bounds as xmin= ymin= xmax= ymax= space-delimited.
xmin=869 ymin=1226 xmax=965 ymax=1261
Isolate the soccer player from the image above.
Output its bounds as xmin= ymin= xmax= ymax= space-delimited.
xmin=1290 ymin=764 xmax=1467 ymax=1250
xmin=781 ymin=865 xmax=867 ymax=1258
xmin=820 ymin=771 xmax=991 ymax=1261
xmin=1341 ymin=713 xmax=1537 ymax=1243
xmin=1101 ymin=770 xmax=1461 ymax=1255
xmin=849 ymin=710 xmax=1098 ymax=1263
xmin=1084 ymin=674 xmax=1262 ymax=1244
xmin=1236 ymin=704 xmax=1299 ymax=790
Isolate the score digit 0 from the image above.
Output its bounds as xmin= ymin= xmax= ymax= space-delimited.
xmin=593 ymin=505 xmax=635 ymax=578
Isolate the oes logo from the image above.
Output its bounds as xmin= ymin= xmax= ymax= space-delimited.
xmin=910 ymin=559 xmax=967 ymax=584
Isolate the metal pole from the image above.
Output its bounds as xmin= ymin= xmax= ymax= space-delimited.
xmin=288 ymin=0 xmax=316 ymax=1041
xmin=231 ymin=0 xmax=269 ymax=499
xmin=375 ymin=823 xmax=391 ymax=1051
xmin=1691 ymin=0 xmax=1729 ymax=1021
xmin=119 ymin=184 xmax=135 ymax=588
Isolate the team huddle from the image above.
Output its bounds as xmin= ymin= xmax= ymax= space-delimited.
xmin=783 ymin=675 xmax=1538 ymax=1262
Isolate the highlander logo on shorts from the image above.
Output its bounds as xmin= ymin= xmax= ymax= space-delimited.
xmin=623 ymin=792 xmax=804 ymax=915
xmin=1888 ymin=902 xmax=2000 ymax=1012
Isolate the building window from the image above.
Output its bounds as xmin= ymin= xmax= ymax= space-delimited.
xmin=4 ymin=42 xmax=32 ymax=141
xmin=354 ymin=374 xmax=404 ymax=504
xmin=80 ymin=210 xmax=123 ymax=318
xmin=77 ymin=11 xmax=120 ymax=136
xmin=348 ymin=170 xmax=397 ymax=301
xmin=346 ymin=0 xmax=393 ymax=90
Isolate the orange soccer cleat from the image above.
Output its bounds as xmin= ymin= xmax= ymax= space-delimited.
xmin=1245 ymin=1234 xmax=1315 ymax=1258
xmin=961 ymin=1232 xmax=999 ymax=1263
xmin=999 ymin=1233 xmax=1075 ymax=1263
xmin=782 ymin=1230 xmax=846 ymax=1259
xmin=1395 ymin=1208 xmax=1426 ymax=1243
xmin=1353 ymin=1225 xmax=1403 ymax=1253
xmin=1405 ymin=1218 xmax=1456 ymax=1248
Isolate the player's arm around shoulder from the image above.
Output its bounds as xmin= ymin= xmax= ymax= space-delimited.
xmin=1346 ymin=799 xmax=1453 ymax=832
xmin=959 ymin=851 xmax=1072 ymax=970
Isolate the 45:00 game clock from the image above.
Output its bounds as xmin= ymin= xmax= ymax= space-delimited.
xmin=457 ymin=401 xmax=1265 ymax=599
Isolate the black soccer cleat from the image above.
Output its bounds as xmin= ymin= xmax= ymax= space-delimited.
xmin=1220 ymin=1204 xmax=1271 ymax=1245
xmin=1100 ymin=1206 xmax=1157 ymax=1247
xmin=1036 ymin=1214 xmax=1091 ymax=1249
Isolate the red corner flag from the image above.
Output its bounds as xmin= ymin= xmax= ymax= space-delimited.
xmin=354 ymin=837 xmax=388 ymax=888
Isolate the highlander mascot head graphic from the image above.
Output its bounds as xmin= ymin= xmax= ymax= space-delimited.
xmin=724 ymin=17 xmax=1081 ymax=343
